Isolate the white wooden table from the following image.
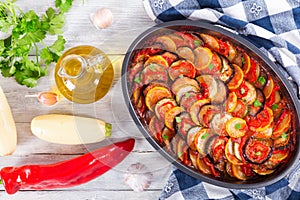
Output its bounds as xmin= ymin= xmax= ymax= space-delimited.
xmin=0 ymin=0 xmax=173 ymax=199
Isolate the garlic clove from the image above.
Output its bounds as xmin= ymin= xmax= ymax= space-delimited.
xmin=90 ymin=8 xmax=113 ymax=30
xmin=124 ymin=162 xmax=153 ymax=192
xmin=37 ymin=91 xmax=59 ymax=106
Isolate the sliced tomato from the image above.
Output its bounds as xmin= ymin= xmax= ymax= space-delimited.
xmin=198 ymin=53 xmax=222 ymax=75
xmin=272 ymin=109 xmax=291 ymax=138
xmin=161 ymin=51 xmax=178 ymax=66
xmin=198 ymin=104 xmax=220 ymax=127
xmin=203 ymin=156 xmax=220 ymax=177
xmin=245 ymin=58 xmax=260 ymax=83
xmin=243 ymin=137 xmax=273 ymax=164
xmin=174 ymin=32 xmax=196 ymax=49
xmin=217 ymin=39 xmax=229 ymax=56
xmin=174 ymin=112 xmax=195 ymax=138
xmin=246 ymin=107 xmax=273 ymax=132
xmin=133 ymin=47 xmax=162 ymax=63
xmin=154 ymin=98 xmax=177 ymax=121
xmin=168 ymin=60 xmax=196 ymax=80
xmin=148 ymin=116 xmax=165 ymax=144
xmin=211 ymin=136 xmax=227 ymax=163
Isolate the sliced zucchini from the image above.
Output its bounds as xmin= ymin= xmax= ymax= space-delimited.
xmin=193 ymin=46 xmax=213 ymax=70
xmin=176 ymin=46 xmax=195 ymax=62
xmin=145 ymin=86 xmax=173 ymax=111
xmin=144 ymin=55 xmax=169 ymax=68
xmin=171 ymin=76 xmax=200 ymax=95
xmin=164 ymin=106 xmax=185 ymax=131
xmin=194 ymin=128 xmax=212 ymax=156
xmin=227 ymin=64 xmax=244 ymax=90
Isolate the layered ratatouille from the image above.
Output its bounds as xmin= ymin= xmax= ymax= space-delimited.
xmin=127 ymin=30 xmax=296 ymax=181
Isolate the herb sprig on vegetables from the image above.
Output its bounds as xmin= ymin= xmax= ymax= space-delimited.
xmin=0 ymin=0 xmax=73 ymax=87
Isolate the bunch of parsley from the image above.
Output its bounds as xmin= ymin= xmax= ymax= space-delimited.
xmin=0 ymin=0 xmax=73 ymax=87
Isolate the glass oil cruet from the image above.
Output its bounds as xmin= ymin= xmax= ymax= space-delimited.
xmin=54 ymin=45 xmax=114 ymax=104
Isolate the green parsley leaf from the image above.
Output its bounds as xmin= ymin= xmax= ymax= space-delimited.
xmin=255 ymin=151 xmax=261 ymax=156
xmin=185 ymin=93 xmax=191 ymax=98
xmin=257 ymin=76 xmax=266 ymax=85
xmin=194 ymin=40 xmax=201 ymax=47
xmin=254 ymin=100 xmax=262 ymax=107
xmin=281 ymin=132 xmax=288 ymax=139
xmin=241 ymin=56 xmax=245 ymax=65
xmin=201 ymin=132 xmax=209 ymax=140
xmin=208 ymin=63 xmax=214 ymax=71
xmin=272 ymin=104 xmax=279 ymax=110
xmin=179 ymin=74 xmax=184 ymax=78
xmin=234 ymin=123 xmax=241 ymax=130
xmin=240 ymin=88 xmax=246 ymax=95
xmin=55 ymin=0 xmax=73 ymax=13
xmin=162 ymin=134 xmax=169 ymax=140
xmin=175 ymin=116 xmax=181 ymax=123
xmin=134 ymin=77 xmax=141 ymax=84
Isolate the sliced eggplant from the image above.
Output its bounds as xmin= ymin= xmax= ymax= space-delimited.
xmin=175 ymin=84 xmax=200 ymax=103
xmin=211 ymin=79 xmax=228 ymax=105
xmin=176 ymin=46 xmax=195 ymax=62
xmin=189 ymin=149 xmax=200 ymax=170
xmin=171 ymin=76 xmax=200 ymax=95
xmin=179 ymin=91 xmax=202 ymax=111
xmin=241 ymin=81 xmax=257 ymax=105
xmin=248 ymin=89 xmax=265 ymax=116
xmin=199 ymin=33 xmax=219 ymax=51
xmin=196 ymin=75 xmax=218 ymax=99
xmin=198 ymin=104 xmax=220 ymax=127
xmin=243 ymin=137 xmax=273 ymax=164
xmin=164 ymin=106 xmax=185 ymax=131
xmin=140 ymin=63 xmax=169 ymax=85
xmin=219 ymin=56 xmax=235 ymax=83
xmin=174 ymin=112 xmax=195 ymax=138
xmin=255 ymin=69 xmax=268 ymax=90
xmin=210 ymin=112 xmax=232 ymax=136
xmin=154 ymin=35 xmax=177 ymax=52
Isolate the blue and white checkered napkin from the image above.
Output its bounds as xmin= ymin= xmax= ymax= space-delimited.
xmin=142 ymin=0 xmax=300 ymax=199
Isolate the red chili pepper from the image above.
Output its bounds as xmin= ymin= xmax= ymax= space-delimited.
xmin=0 ymin=139 xmax=135 ymax=195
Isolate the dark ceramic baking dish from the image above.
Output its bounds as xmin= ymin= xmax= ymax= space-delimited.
xmin=121 ymin=20 xmax=300 ymax=189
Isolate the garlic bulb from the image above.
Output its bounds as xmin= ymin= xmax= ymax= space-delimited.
xmin=124 ymin=162 xmax=153 ymax=192
xmin=90 ymin=8 xmax=113 ymax=29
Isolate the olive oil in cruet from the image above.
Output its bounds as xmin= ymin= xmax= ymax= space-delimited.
xmin=55 ymin=45 xmax=114 ymax=104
